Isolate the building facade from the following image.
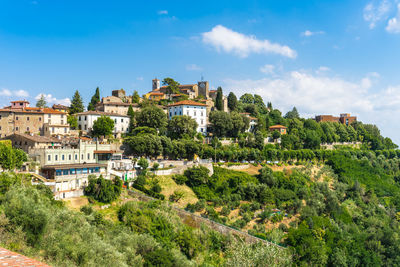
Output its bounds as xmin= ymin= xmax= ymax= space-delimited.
xmin=168 ymin=100 xmax=208 ymax=134
xmin=75 ymin=111 xmax=130 ymax=137
xmin=96 ymin=96 xmax=137 ymax=115
xmin=315 ymin=113 xmax=357 ymax=126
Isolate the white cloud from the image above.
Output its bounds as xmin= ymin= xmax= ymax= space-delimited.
xmin=259 ymin=64 xmax=275 ymax=75
xmin=35 ymin=93 xmax=71 ymax=106
xmin=364 ymin=0 xmax=391 ymax=29
xmin=386 ymin=4 xmax=400 ymax=33
xmin=0 ymin=88 xmax=12 ymax=96
xmin=15 ymin=90 xmax=29 ymax=97
xmin=158 ymin=10 xmax=168 ymax=15
xmin=136 ymin=77 xmax=144 ymax=81
xmin=301 ymin=30 xmax=325 ymax=37
xmin=186 ymin=64 xmax=203 ymax=71
xmin=202 ymin=25 xmax=297 ymax=58
xmin=318 ymin=66 xmax=330 ymax=72
xmin=0 ymin=88 xmax=29 ymax=98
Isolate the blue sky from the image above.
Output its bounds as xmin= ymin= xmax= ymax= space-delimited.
xmin=1 ymin=0 xmax=400 ymax=143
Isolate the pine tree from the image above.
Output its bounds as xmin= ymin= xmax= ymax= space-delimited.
xmin=36 ymin=94 xmax=47 ymax=108
xmin=70 ymin=90 xmax=84 ymax=114
xmin=132 ymin=90 xmax=140 ymax=104
xmin=227 ymin=92 xmax=238 ymax=111
xmin=87 ymin=87 xmax=100 ymax=111
xmin=215 ymin=87 xmax=223 ymax=111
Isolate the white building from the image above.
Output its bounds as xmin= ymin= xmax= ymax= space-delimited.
xmin=168 ymin=100 xmax=208 ymax=134
xmin=43 ymin=108 xmax=70 ymax=136
xmin=75 ymin=111 xmax=130 ymax=137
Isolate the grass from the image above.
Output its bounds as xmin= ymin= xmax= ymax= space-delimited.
xmin=157 ymin=175 xmax=199 ymax=208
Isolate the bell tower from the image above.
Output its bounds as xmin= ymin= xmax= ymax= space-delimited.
xmin=152 ymin=78 xmax=160 ymax=90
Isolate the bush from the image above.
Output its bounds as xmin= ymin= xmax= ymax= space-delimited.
xmin=184 ymin=166 xmax=210 ymax=187
xmin=278 ymin=223 xmax=289 ymax=232
xmin=84 ymin=176 xmax=122 ymax=203
xmin=172 ymin=174 xmax=187 ymax=185
xmin=151 ymin=183 xmax=162 ymax=193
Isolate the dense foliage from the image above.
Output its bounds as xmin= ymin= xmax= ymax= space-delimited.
xmin=84 ymin=175 xmax=122 ymax=203
xmin=0 ymin=172 xmax=291 ymax=266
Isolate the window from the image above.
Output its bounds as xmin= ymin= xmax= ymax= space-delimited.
xmin=16 ymin=116 xmax=18 ymax=120
xmin=201 ymin=112 xmax=203 ymax=116
xmin=69 ymin=154 xmax=71 ymax=160
xmin=114 ymin=119 xmax=117 ymax=123
xmin=87 ymin=153 xmax=90 ymax=160
xmin=15 ymin=127 xmax=19 ymax=131
xmin=62 ymin=169 xmax=69 ymax=175
xmin=55 ymin=155 xmax=58 ymax=161
xmin=26 ymin=127 xmax=29 ymax=131
xmin=121 ymin=118 xmax=123 ymax=122
xmin=61 ymin=114 xmax=64 ymax=119
xmin=81 ymin=154 xmax=83 ymax=160
xmin=56 ymin=170 xmax=62 ymax=176
xmin=62 ymin=155 xmax=65 ymax=161
xmin=61 ymin=120 xmax=64 ymax=124
xmin=48 ymin=114 xmax=51 ymax=118
xmin=79 ymin=116 xmax=81 ymax=121
xmin=194 ymin=111 xmax=197 ymax=116
xmin=85 ymin=116 xmax=87 ymax=121
xmin=201 ymin=119 xmax=203 ymax=125
xmin=64 ymin=128 xmax=67 ymax=133
xmin=39 ymin=117 xmax=41 ymax=121
xmin=52 ymin=127 xmax=55 ymax=133
xmin=201 ymin=128 xmax=203 ymax=132
xmin=48 ymin=155 xmax=51 ymax=161
xmin=84 ymin=125 xmax=87 ymax=130
xmin=75 ymin=154 xmax=78 ymax=160
xmin=187 ymin=111 xmax=189 ymax=115
xmin=27 ymin=117 xmax=29 ymax=121
xmin=70 ymin=168 xmax=76 ymax=174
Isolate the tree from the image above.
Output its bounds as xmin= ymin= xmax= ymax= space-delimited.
xmin=209 ymin=111 xmax=232 ymax=137
xmin=69 ymin=90 xmax=84 ymax=114
xmin=92 ymin=116 xmax=115 ymax=137
xmin=240 ymin=93 xmax=254 ymax=104
xmin=137 ymin=157 xmax=149 ymax=170
xmin=124 ymin=135 xmax=163 ymax=158
xmin=272 ymin=130 xmax=281 ymax=140
xmin=132 ymin=90 xmax=140 ymax=104
xmin=67 ymin=115 xmax=78 ymax=130
xmin=167 ymin=115 xmax=198 ymax=139
xmin=87 ymin=87 xmax=100 ymax=111
xmin=230 ymin=112 xmax=246 ymax=137
xmin=184 ymin=166 xmax=210 ymax=187
xmin=84 ymin=175 xmax=122 ymax=203
xmin=36 ymin=94 xmax=47 ymax=108
xmin=162 ymin=78 xmax=180 ymax=98
xmin=136 ymin=106 xmax=167 ymax=132
xmin=285 ymin=107 xmax=300 ymax=119
xmin=227 ymin=92 xmax=238 ymax=111
xmin=215 ymin=86 xmax=223 ymax=111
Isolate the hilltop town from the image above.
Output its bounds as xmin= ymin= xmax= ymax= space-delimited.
xmin=0 ymin=77 xmax=399 ymax=266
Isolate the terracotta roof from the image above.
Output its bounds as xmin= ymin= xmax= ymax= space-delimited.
xmin=148 ymin=92 xmax=165 ymax=96
xmin=99 ymin=102 xmax=132 ymax=106
xmin=75 ymin=110 xmax=129 ymax=117
xmin=209 ymin=90 xmax=217 ymax=93
xmin=2 ymin=107 xmax=66 ymax=115
xmin=168 ymin=100 xmax=207 ymax=107
xmin=42 ymin=163 xmax=108 ymax=169
xmin=11 ymin=100 xmax=29 ymax=103
xmin=269 ymin=125 xmax=287 ymax=129
xmin=249 ymin=117 xmax=258 ymax=120
xmin=0 ymin=247 xmax=50 ymax=267
xmin=5 ymin=133 xmax=61 ymax=143
xmin=52 ymin=104 xmax=69 ymax=109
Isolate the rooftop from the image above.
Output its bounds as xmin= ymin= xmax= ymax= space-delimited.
xmin=168 ymin=100 xmax=207 ymax=107
xmin=5 ymin=133 xmax=62 ymax=143
xmin=42 ymin=163 xmax=108 ymax=169
xmin=269 ymin=125 xmax=287 ymax=129
xmin=75 ymin=110 xmax=129 ymax=117
xmin=0 ymin=247 xmax=50 ymax=267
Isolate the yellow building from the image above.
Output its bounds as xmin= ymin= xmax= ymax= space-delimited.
xmin=144 ymin=91 xmax=166 ymax=101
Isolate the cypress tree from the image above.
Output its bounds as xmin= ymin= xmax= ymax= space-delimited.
xmin=215 ymin=86 xmax=223 ymax=111
xmin=70 ymin=90 xmax=84 ymax=114
xmin=87 ymin=87 xmax=100 ymax=111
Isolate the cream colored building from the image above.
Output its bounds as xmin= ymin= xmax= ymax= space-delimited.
xmin=96 ymin=96 xmax=139 ymax=115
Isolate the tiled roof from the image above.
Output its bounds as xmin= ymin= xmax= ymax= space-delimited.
xmin=160 ymin=84 xmax=196 ymax=89
xmin=75 ymin=110 xmax=129 ymax=117
xmin=1 ymin=107 xmax=66 ymax=114
xmin=0 ymin=247 xmax=50 ymax=267
xmin=269 ymin=125 xmax=287 ymax=129
xmin=99 ymin=102 xmax=132 ymax=106
xmin=168 ymin=100 xmax=207 ymax=107
xmin=52 ymin=104 xmax=69 ymax=109
xmin=148 ymin=92 xmax=165 ymax=96
xmin=6 ymin=133 xmax=61 ymax=143
xmin=11 ymin=100 xmax=29 ymax=103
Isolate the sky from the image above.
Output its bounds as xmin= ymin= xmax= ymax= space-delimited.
xmin=1 ymin=0 xmax=400 ymax=143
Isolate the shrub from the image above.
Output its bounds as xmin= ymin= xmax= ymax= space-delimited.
xmin=84 ymin=175 xmax=122 ymax=203
xmin=184 ymin=166 xmax=210 ymax=187
xmin=172 ymin=174 xmax=187 ymax=185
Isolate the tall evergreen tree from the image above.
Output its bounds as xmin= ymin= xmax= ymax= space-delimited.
xmin=36 ymin=94 xmax=47 ymax=108
xmin=132 ymin=90 xmax=140 ymax=104
xmin=70 ymin=90 xmax=84 ymax=114
xmin=215 ymin=87 xmax=223 ymax=111
xmin=227 ymin=92 xmax=238 ymax=111
xmin=87 ymin=87 xmax=100 ymax=111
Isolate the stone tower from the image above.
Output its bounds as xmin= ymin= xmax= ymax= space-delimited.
xmin=152 ymin=78 xmax=160 ymax=90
